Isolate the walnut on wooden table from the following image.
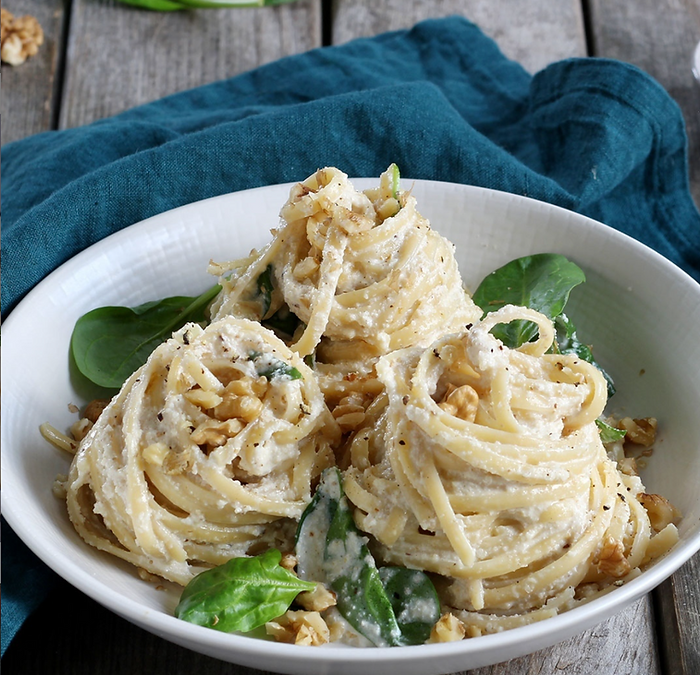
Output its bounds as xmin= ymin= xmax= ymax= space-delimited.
xmin=1 ymin=8 xmax=43 ymax=66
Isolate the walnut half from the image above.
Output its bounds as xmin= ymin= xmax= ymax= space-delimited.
xmin=1 ymin=8 xmax=43 ymax=66
xmin=639 ymin=493 xmax=680 ymax=533
xmin=265 ymin=610 xmax=330 ymax=646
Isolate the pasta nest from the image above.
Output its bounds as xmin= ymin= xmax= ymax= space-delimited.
xmin=211 ymin=166 xmax=481 ymax=358
xmin=343 ymin=305 xmax=670 ymax=631
xmin=65 ymin=317 xmax=339 ymax=585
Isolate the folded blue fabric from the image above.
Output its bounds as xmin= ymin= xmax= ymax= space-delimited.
xmin=2 ymin=15 xmax=698 ymax=656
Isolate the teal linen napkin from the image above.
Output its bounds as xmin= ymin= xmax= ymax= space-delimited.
xmin=2 ymin=15 xmax=699 ymax=656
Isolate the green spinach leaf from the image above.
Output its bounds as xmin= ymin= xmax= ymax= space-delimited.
xmin=472 ymin=254 xmax=616 ymax=405
xmin=117 ymin=0 xmax=299 ymax=11
xmin=378 ymin=566 xmax=440 ymax=646
xmin=595 ymin=418 xmax=627 ymax=444
xmin=256 ymin=265 xmax=275 ymax=319
xmin=389 ymin=163 xmax=401 ymax=200
xmin=247 ymin=351 xmax=303 ymax=381
xmin=263 ymin=305 xmax=302 ymax=338
xmin=296 ymin=469 xmax=402 ymax=646
xmin=472 ymin=253 xmax=585 ymax=348
xmin=554 ymin=314 xmax=615 ymax=397
xmin=71 ymin=284 xmax=220 ymax=389
xmin=175 ymin=549 xmax=315 ymax=633
xmin=296 ymin=468 xmax=439 ymax=646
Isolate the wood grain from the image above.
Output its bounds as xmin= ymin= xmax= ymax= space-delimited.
xmin=654 ymin=553 xmax=700 ymax=675
xmin=57 ymin=0 xmax=322 ymax=130
xmin=330 ymin=0 xmax=587 ymax=73
xmin=0 ymin=0 xmax=66 ymax=145
xmin=586 ymin=6 xmax=700 ymax=669
xmin=586 ymin=0 xmax=700 ymax=206
xmin=468 ymin=596 xmax=660 ymax=675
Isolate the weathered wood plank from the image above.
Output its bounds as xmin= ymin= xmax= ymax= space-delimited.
xmin=586 ymin=6 xmax=700 ymax=670
xmin=1 ymin=0 xmax=66 ymax=145
xmin=58 ymin=0 xmax=322 ymax=130
xmin=654 ymin=553 xmax=700 ymax=675
xmin=329 ymin=0 xmax=587 ymax=74
xmin=468 ymin=596 xmax=660 ymax=675
xmin=586 ymin=0 xmax=700 ymax=207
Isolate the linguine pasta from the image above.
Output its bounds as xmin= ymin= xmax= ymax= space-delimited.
xmin=344 ymin=304 xmax=677 ymax=634
xmin=64 ymin=317 xmax=338 ymax=584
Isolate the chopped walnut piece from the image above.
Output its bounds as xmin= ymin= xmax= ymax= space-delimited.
xmin=137 ymin=568 xmax=162 ymax=583
xmin=52 ymin=474 xmax=68 ymax=499
xmin=265 ymin=610 xmax=330 ymax=646
xmin=84 ymin=398 xmax=110 ymax=423
xmin=293 ymin=256 xmax=320 ymax=282
xmin=211 ymin=377 xmax=266 ymax=423
xmin=161 ymin=447 xmax=195 ymax=475
xmin=184 ymin=388 xmax=223 ymax=410
xmin=596 ymin=536 xmax=630 ymax=578
xmin=618 ymin=417 xmax=657 ymax=447
xmin=438 ymin=383 xmax=479 ymax=422
xmin=190 ymin=418 xmax=244 ymax=450
xmin=70 ymin=417 xmax=93 ymax=442
xmin=279 ymin=552 xmax=298 ymax=572
xmin=429 ymin=613 xmax=466 ymax=643
xmin=639 ymin=493 xmax=681 ymax=532
xmin=617 ymin=456 xmax=638 ymax=476
xmin=296 ymin=583 xmax=337 ymax=612
xmin=1 ymin=8 xmax=43 ymax=66
xmin=143 ymin=443 xmax=169 ymax=467
xmin=332 ymin=393 xmax=366 ymax=431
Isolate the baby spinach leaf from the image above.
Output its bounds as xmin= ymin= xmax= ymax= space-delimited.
xmin=118 ymin=0 xmax=186 ymax=10
xmin=256 ymin=265 xmax=274 ymax=319
xmin=596 ymin=418 xmax=627 ymax=444
xmin=263 ymin=305 xmax=302 ymax=338
xmin=378 ymin=566 xmax=440 ymax=646
xmin=296 ymin=468 xmax=403 ymax=646
xmin=247 ymin=351 xmax=302 ymax=381
xmin=116 ymin=0 xmax=299 ymax=11
xmin=175 ymin=548 xmax=315 ymax=633
xmin=473 ymin=255 xmax=616 ymax=399
xmin=296 ymin=468 xmax=439 ymax=647
xmin=472 ymin=253 xmax=585 ymax=348
xmin=71 ymin=284 xmax=221 ymax=389
xmin=554 ymin=314 xmax=615 ymax=397
xmin=389 ymin=163 xmax=401 ymax=200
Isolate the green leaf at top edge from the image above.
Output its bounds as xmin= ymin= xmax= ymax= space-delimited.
xmin=117 ymin=0 xmax=187 ymax=10
xmin=116 ymin=0 xmax=300 ymax=10
xmin=389 ymin=163 xmax=401 ymax=200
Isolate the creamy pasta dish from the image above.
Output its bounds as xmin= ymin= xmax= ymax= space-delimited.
xmin=46 ymin=166 xmax=680 ymax=647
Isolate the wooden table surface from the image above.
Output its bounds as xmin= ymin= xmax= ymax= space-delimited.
xmin=2 ymin=1 xmax=699 ymax=674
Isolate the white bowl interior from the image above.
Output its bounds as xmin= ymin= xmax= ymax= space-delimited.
xmin=3 ymin=180 xmax=700 ymax=675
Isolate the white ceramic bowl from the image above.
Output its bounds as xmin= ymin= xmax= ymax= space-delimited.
xmin=3 ymin=180 xmax=700 ymax=675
